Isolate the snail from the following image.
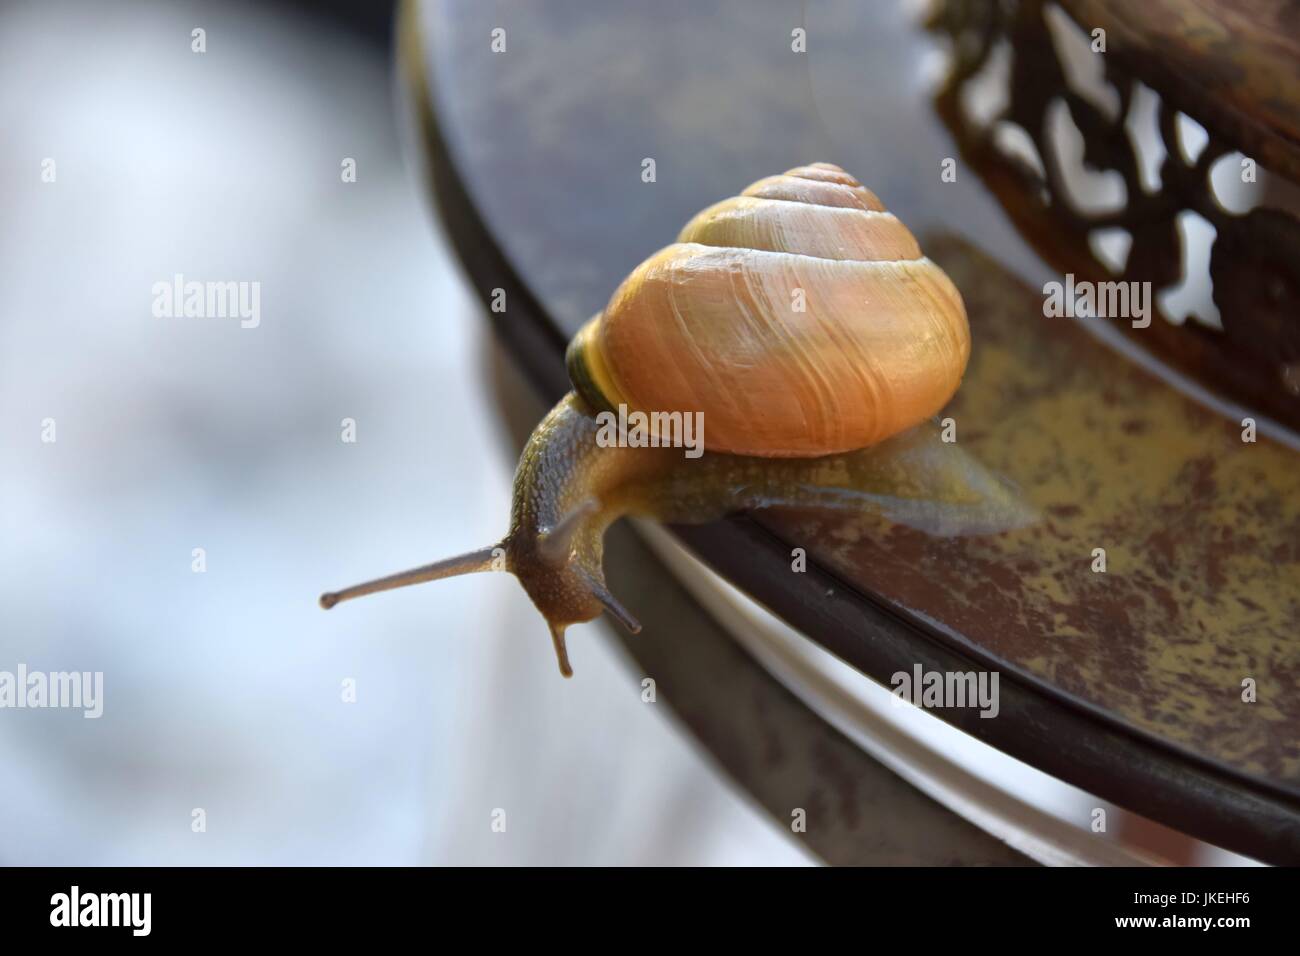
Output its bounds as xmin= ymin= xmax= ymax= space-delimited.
xmin=321 ymin=163 xmax=1031 ymax=676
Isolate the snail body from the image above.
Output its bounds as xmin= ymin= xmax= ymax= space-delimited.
xmin=321 ymin=164 xmax=1030 ymax=676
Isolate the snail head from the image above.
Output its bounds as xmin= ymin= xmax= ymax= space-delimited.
xmin=319 ymin=490 xmax=640 ymax=678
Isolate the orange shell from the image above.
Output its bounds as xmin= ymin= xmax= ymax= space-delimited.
xmin=567 ymin=164 xmax=970 ymax=457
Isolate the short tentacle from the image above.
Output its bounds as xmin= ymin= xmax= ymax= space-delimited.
xmin=538 ymin=496 xmax=600 ymax=564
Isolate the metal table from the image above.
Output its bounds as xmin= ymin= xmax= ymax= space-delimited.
xmin=400 ymin=0 xmax=1300 ymax=864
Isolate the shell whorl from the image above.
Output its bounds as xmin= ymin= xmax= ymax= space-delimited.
xmin=567 ymin=163 xmax=970 ymax=457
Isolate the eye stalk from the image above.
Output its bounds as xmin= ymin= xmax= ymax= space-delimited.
xmin=319 ymin=546 xmax=501 ymax=611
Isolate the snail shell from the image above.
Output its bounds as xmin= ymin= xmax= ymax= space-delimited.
xmin=567 ymin=163 xmax=970 ymax=457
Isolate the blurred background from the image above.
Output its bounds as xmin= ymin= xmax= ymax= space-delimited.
xmin=0 ymin=0 xmax=811 ymax=865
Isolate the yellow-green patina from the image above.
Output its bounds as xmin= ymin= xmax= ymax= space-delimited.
xmin=764 ymin=237 xmax=1300 ymax=787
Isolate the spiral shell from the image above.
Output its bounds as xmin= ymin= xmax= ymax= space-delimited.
xmin=567 ymin=163 xmax=970 ymax=457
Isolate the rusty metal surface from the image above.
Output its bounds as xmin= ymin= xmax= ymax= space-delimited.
xmin=409 ymin=0 xmax=1300 ymax=859
xmin=762 ymin=235 xmax=1300 ymax=789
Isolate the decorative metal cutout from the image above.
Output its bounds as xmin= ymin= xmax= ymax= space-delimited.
xmin=928 ymin=0 xmax=1300 ymax=427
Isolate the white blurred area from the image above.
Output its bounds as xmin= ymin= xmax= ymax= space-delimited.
xmin=0 ymin=0 xmax=810 ymax=865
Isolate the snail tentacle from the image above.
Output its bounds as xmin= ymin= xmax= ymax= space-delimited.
xmin=537 ymin=496 xmax=600 ymax=564
xmin=318 ymin=545 xmax=502 ymax=611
